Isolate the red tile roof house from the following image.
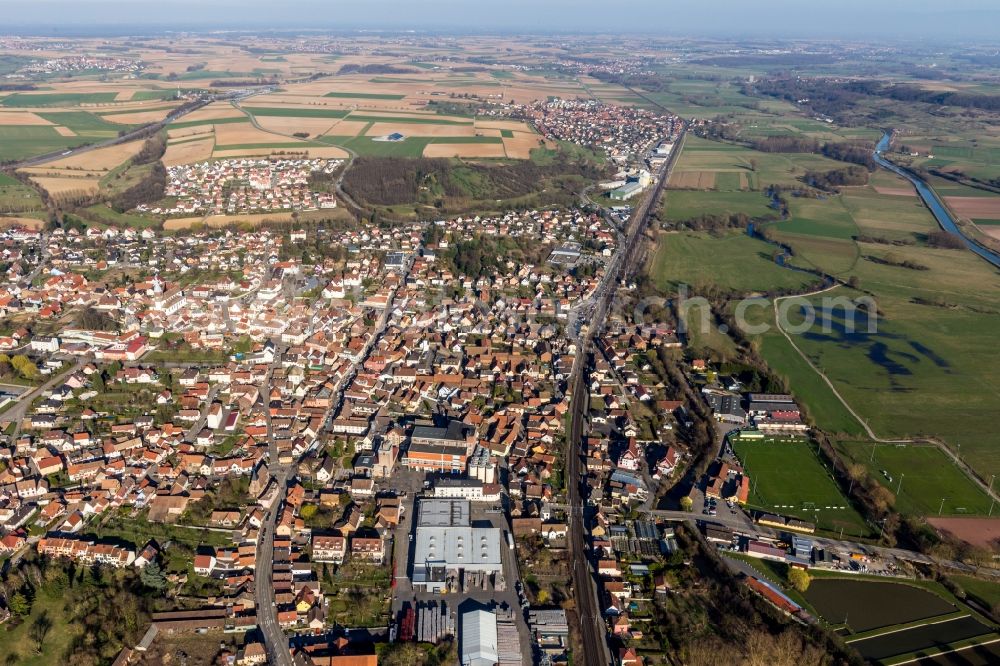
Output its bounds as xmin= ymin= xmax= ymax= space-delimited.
xmin=278 ymin=609 xmax=299 ymax=627
xmin=350 ymin=537 xmax=385 ymax=564
xmin=312 ymin=535 xmax=347 ymax=564
xmin=193 ymin=554 xmax=217 ymax=576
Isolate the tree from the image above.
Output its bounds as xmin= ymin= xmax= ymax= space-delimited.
xmin=299 ymin=504 xmax=318 ymax=520
xmin=139 ymin=561 xmax=167 ymax=591
xmin=787 ymin=567 xmax=811 ymax=593
xmin=10 ymin=355 xmax=37 ymax=380
xmin=680 ymin=495 xmax=694 ymax=512
xmin=380 ymin=643 xmax=425 ymax=666
xmin=29 ymin=611 xmax=53 ymax=654
xmin=8 ymin=590 xmax=30 ymax=617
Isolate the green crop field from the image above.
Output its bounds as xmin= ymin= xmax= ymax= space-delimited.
xmin=344 ymin=113 xmax=473 ymax=125
xmin=901 ymin=131 xmax=1000 ymax=185
xmin=650 ymin=230 xmax=816 ymax=293
xmin=321 ymin=135 xmax=433 ymax=157
xmin=169 ymin=116 xmax=248 ymax=129
xmin=671 ymin=135 xmax=847 ymax=190
xmin=643 ymin=81 xmax=770 ymax=117
xmin=214 ymin=141 xmax=325 ymax=150
xmin=663 ymin=190 xmax=776 ymax=221
xmin=130 ymin=90 xmax=180 ymax=101
xmin=1 ymin=92 xmax=119 ymax=107
xmin=323 ymin=91 xmax=406 ymax=100
xmin=835 ymin=441 xmax=992 ymax=516
xmin=0 ymin=110 xmax=139 ymax=161
xmin=431 ymin=136 xmax=503 ymax=144
xmin=93 ymin=104 xmax=176 ymax=120
xmin=0 ymin=125 xmax=85 ymax=162
xmin=0 ymin=172 xmax=45 ymax=213
xmin=732 ymin=437 xmax=870 ymax=536
xmin=176 ymin=69 xmax=258 ymax=80
xmin=37 ymin=111 xmax=132 ymax=134
xmin=320 ymin=134 xmax=501 ymax=158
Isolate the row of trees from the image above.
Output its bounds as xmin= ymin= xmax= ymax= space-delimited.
xmin=131 ymin=133 xmax=167 ymax=166
xmin=649 ymin=525 xmax=861 ymax=665
xmin=674 ymin=211 xmax=768 ymax=234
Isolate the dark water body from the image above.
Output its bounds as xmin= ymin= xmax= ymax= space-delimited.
xmin=875 ymin=132 xmax=1000 ymax=269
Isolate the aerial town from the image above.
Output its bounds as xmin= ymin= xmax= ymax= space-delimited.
xmin=2 ymin=9 xmax=1000 ymax=666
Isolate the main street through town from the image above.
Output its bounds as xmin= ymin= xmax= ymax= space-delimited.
xmin=253 ymin=253 xmax=413 ymax=664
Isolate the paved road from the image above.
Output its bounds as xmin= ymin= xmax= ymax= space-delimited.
xmin=256 ymin=507 xmax=292 ymax=666
xmin=7 ymin=358 xmax=85 ymax=437
xmin=254 ymin=345 xmax=295 ymax=666
xmin=254 ymin=257 xmax=412 ymax=663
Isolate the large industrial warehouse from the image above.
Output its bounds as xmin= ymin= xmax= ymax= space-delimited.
xmin=411 ymin=498 xmax=502 ymax=593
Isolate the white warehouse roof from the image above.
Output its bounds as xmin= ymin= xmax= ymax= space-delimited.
xmin=461 ymin=609 xmax=498 ymax=666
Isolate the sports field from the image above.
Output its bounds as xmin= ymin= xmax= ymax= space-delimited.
xmin=732 ymin=437 xmax=869 ymax=536
xmin=835 ymin=441 xmax=993 ymax=516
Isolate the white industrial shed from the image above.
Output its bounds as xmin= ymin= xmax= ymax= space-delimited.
xmin=461 ymin=608 xmax=499 ymax=666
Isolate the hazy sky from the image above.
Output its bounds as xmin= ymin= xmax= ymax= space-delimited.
xmin=6 ymin=0 xmax=1000 ymax=40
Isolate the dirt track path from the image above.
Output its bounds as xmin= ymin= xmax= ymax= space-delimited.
xmin=771 ymin=287 xmax=1000 ymax=507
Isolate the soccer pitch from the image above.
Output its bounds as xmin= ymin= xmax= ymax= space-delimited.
xmin=839 ymin=441 xmax=993 ymax=516
xmin=732 ymin=437 xmax=870 ymax=536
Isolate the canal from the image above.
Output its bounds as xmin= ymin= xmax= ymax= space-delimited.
xmin=874 ymin=131 xmax=1000 ymax=269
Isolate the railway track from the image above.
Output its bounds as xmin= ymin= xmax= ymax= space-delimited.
xmin=564 ymin=125 xmax=686 ymax=665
